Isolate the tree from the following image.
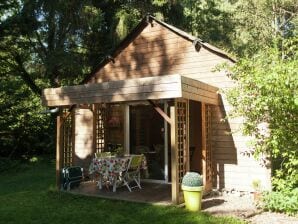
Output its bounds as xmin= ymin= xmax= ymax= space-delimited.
xmin=178 ymin=0 xmax=235 ymax=48
xmin=230 ymin=0 xmax=298 ymax=55
xmin=0 ymin=0 xmax=108 ymax=157
xmin=226 ymin=37 xmax=298 ymax=190
xmin=0 ymin=0 xmax=185 ymax=157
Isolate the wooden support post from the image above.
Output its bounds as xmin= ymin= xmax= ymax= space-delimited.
xmin=201 ymin=103 xmax=207 ymax=187
xmin=56 ymin=115 xmax=63 ymax=189
xmin=170 ymin=105 xmax=178 ymax=204
xmin=71 ymin=109 xmax=76 ymax=166
xmin=92 ymin=104 xmax=97 ymax=154
xmin=123 ymin=104 xmax=130 ymax=154
xmin=185 ymin=99 xmax=190 ymax=172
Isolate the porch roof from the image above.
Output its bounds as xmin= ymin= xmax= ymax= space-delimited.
xmin=42 ymin=74 xmax=219 ymax=107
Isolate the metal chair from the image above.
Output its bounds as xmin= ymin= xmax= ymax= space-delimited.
xmin=95 ymin=152 xmax=112 ymax=158
xmin=61 ymin=166 xmax=83 ymax=190
xmin=120 ymin=155 xmax=143 ymax=192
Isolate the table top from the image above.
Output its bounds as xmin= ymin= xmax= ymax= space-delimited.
xmin=89 ymin=156 xmax=130 ymax=177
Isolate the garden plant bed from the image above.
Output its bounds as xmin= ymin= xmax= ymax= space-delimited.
xmin=202 ymin=192 xmax=298 ymax=224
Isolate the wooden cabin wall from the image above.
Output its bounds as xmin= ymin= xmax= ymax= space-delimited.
xmin=91 ymin=20 xmax=210 ymax=83
xmin=89 ymin=21 xmax=271 ymax=192
xmin=91 ymin=20 xmax=232 ymax=87
xmin=73 ymin=108 xmax=94 ymax=173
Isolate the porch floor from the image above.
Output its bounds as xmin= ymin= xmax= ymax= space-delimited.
xmin=71 ymin=181 xmax=172 ymax=205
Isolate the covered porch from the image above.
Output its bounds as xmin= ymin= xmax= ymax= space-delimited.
xmin=42 ymin=74 xmax=219 ymax=204
xmin=72 ymin=181 xmax=172 ymax=205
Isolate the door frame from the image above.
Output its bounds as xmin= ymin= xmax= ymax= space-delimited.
xmin=124 ymin=101 xmax=169 ymax=183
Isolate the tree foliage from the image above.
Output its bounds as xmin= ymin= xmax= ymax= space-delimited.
xmin=0 ymin=74 xmax=55 ymax=158
xmin=230 ymin=0 xmax=298 ymax=55
xmin=224 ymin=0 xmax=298 ymax=192
xmin=180 ymin=0 xmax=235 ymax=48
xmin=226 ymin=38 xmax=298 ymax=190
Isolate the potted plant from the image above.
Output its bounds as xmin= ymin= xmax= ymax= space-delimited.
xmin=182 ymin=172 xmax=204 ymax=211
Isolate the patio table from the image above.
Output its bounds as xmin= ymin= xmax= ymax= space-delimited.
xmin=89 ymin=155 xmax=148 ymax=192
xmin=89 ymin=156 xmax=130 ymax=192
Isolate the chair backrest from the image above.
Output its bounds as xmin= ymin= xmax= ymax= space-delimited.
xmin=128 ymin=155 xmax=143 ymax=170
xmin=95 ymin=152 xmax=112 ymax=158
xmin=135 ymin=145 xmax=150 ymax=154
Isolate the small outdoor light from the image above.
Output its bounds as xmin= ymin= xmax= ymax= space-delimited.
xmin=193 ymin=38 xmax=203 ymax=52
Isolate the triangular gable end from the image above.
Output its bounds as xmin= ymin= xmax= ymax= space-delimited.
xmin=85 ymin=15 xmax=234 ymax=87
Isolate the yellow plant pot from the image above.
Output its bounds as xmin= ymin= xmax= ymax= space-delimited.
xmin=182 ymin=185 xmax=204 ymax=212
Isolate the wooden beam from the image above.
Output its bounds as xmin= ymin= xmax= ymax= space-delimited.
xmin=148 ymin=100 xmax=171 ymax=124
xmin=42 ymin=74 xmax=183 ymax=107
xmin=170 ymin=105 xmax=178 ymax=204
xmin=44 ymin=90 xmax=181 ymax=107
xmin=71 ymin=109 xmax=75 ymax=166
xmin=92 ymin=104 xmax=97 ymax=154
xmin=123 ymin=104 xmax=130 ymax=154
xmin=201 ymin=103 xmax=207 ymax=188
xmin=56 ymin=115 xmax=63 ymax=189
xmin=185 ymin=99 xmax=190 ymax=172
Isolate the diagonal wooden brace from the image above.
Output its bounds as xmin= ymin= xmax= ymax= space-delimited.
xmin=147 ymin=100 xmax=171 ymax=125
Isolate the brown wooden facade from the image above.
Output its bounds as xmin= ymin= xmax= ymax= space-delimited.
xmin=42 ymin=15 xmax=271 ymax=204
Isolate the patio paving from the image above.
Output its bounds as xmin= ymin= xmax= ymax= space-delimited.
xmin=71 ymin=181 xmax=172 ymax=205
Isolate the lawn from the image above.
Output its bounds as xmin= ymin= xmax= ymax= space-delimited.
xmin=0 ymin=158 xmax=244 ymax=224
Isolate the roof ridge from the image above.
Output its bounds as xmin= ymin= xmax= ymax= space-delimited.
xmin=148 ymin=15 xmax=235 ymax=63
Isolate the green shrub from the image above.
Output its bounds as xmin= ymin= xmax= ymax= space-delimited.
xmin=226 ymin=38 xmax=298 ymax=191
xmin=0 ymin=157 xmax=22 ymax=172
xmin=262 ymin=188 xmax=298 ymax=215
xmin=182 ymin=172 xmax=203 ymax=187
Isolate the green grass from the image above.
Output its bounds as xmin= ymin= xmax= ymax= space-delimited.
xmin=0 ymin=158 xmax=245 ymax=224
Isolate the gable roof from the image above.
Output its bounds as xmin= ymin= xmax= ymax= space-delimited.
xmin=82 ymin=15 xmax=235 ymax=84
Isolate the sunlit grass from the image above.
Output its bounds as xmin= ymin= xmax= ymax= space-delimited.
xmin=0 ymin=158 xmax=244 ymax=224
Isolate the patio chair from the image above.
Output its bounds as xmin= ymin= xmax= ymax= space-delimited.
xmin=95 ymin=152 xmax=112 ymax=158
xmin=120 ymin=154 xmax=143 ymax=192
xmin=61 ymin=166 xmax=83 ymax=191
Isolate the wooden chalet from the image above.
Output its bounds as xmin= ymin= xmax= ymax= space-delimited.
xmin=42 ymin=15 xmax=271 ymax=204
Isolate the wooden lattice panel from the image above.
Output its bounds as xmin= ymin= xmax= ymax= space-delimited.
xmin=175 ymin=100 xmax=189 ymax=185
xmin=95 ymin=104 xmax=106 ymax=153
xmin=62 ymin=110 xmax=73 ymax=167
xmin=205 ymin=105 xmax=212 ymax=185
